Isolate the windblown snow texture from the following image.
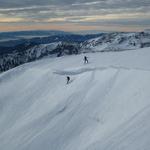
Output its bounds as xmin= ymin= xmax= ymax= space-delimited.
xmin=0 ymin=47 xmax=150 ymax=150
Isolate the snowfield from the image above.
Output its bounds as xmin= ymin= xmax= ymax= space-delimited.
xmin=0 ymin=47 xmax=150 ymax=150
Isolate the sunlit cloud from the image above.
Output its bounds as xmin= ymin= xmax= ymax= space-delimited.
xmin=72 ymin=1 xmax=102 ymax=6
xmin=46 ymin=18 xmax=66 ymax=22
xmin=0 ymin=17 xmax=25 ymax=23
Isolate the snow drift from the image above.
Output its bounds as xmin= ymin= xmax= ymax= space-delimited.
xmin=0 ymin=47 xmax=150 ymax=150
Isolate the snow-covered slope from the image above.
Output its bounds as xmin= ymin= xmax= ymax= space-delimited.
xmin=0 ymin=47 xmax=150 ymax=150
xmin=82 ymin=32 xmax=150 ymax=52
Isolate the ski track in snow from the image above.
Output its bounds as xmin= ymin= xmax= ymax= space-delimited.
xmin=53 ymin=65 xmax=150 ymax=76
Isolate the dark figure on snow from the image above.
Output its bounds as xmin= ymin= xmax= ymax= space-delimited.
xmin=67 ymin=76 xmax=70 ymax=84
xmin=84 ymin=56 xmax=88 ymax=64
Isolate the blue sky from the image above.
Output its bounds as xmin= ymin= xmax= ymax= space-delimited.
xmin=0 ymin=0 xmax=150 ymax=32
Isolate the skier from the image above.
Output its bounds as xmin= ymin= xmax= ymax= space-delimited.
xmin=66 ymin=76 xmax=70 ymax=84
xmin=84 ymin=56 xmax=88 ymax=64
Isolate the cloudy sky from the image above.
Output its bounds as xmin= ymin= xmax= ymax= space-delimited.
xmin=0 ymin=0 xmax=150 ymax=32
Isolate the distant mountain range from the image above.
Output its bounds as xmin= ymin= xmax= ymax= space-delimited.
xmin=0 ymin=30 xmax=70 ymax=40
xmin=0 ymin=30 xmax=102 ymax=47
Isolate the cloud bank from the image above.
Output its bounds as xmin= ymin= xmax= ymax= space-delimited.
xmin=0 ymin=0 xmax=150 ymax=31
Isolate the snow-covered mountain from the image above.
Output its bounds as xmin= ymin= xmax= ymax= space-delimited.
xmin=1 ymin=31 xmax=150 ymax=73
xmin=0 ymin=42 xmax=81 ymax=72
xmin=0 ymin=43 xmax=58 ymax=72
xmin=0 ymin=47 xmax=150 ymax=150
xmin=0 ymin=31 xmax=103 ymax=72
xmin=82 ymin=32 xmax=150 ymax=52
